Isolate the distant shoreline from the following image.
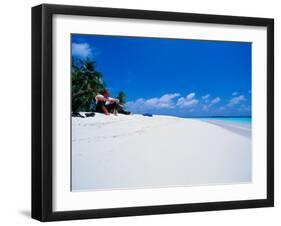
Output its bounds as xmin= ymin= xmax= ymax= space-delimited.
xmin=73 ymin=112 xmax=251 ymax=119
xmin=186 ymin=116 xmax=251 ymax=118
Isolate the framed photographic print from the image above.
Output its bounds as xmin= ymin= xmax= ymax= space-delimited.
xmin=32 ymin=4 xmax=274 ymax=221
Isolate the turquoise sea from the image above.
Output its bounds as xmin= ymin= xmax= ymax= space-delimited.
xmin=195 ymin=117 xmax=252 ymax=124
xmin=189 ymin=117 xmax=252 ymax=138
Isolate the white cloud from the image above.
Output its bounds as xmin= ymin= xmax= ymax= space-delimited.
xmin=202 ymin=94 xmax=210 ymax=100
xmin=126 ymin=93 xmax=180 ymax=110
xmin=159 ymin=93 xmax=181 ymax=102
xmin=72 ymin=43 xmax=93 ymax=58
xmin=202 ymin=97 xmax=221 ymax=111
xmin=232 ymin=92 xmax=238 ymax=96
xmin=210 ymin=97 xmax=221 ymax=105
xmin=177 ymin=98 xmax=199 ymax=107
xmin=186 ymin=92 xmax=195 ymax=100
xmin=176 ymin=92 xmax=199 ymax=108
xmin=228 ymin=95 xmax=245 ymax=107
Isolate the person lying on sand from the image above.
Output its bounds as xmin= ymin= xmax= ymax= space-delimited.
xmin=95 ymin=90 xmax=120 ymax=115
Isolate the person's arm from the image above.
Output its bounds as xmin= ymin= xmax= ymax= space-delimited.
xmin=108 ymin=97 xmax=119 ymax=103
xmin=96 ymin=95 xmax=110 ymax=102
xmin=95 ymin=95 xmax=110 ymax=115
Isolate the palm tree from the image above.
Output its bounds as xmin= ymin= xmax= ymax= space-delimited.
xmin=72 ymin=58 xmax=105 ymax=112
xmin=116 ymin=91 xmax=126 ymax=105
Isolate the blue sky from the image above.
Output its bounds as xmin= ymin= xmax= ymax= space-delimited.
xmin=72 ymin=34 xmax=252 ymax=117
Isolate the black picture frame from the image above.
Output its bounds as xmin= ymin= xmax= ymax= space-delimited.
xmin=32 ymin=4 xmax=274 ymax=222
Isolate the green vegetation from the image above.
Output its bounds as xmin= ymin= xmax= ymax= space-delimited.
xmin=116 ymin=91 xmax=126 ymax=105
xmin=72 ymin=58 xmax=126 ymax=112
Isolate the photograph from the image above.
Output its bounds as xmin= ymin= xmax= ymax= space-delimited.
xmin=31 ymin=3 xmax=274 ymax=221
xmin=71 ymin=34 xmax=252 ymax=191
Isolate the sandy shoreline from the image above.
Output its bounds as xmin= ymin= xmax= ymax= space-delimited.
xmin=200 ymin=119 xmax=251 ymax=139
xmin=72 ymin=113 xmax=251 ymax=191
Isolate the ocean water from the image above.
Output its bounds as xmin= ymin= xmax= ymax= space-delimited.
xmin=196 ymin=117 xmax=252 ymax=124
xmin=193 ymin=117 xmax=252 ymax=138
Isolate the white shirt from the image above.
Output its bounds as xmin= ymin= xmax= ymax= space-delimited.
xmin=95 ymin=94 xmax=117 ymax=105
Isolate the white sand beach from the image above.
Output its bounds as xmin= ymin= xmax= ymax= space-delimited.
xmin=72 ymin=113 xmax=251 ymax=191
